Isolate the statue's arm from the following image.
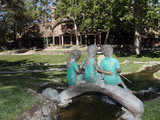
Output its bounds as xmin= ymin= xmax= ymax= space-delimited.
xmin=79 ymin=58 xmax=87 ymax=72
xmin=75 ymin=64 xmax=84 ymax=74
xmin=94 ymin=63 xmax=112 ymax=76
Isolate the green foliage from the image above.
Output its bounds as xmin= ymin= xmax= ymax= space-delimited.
xmin=0 ymin=0 xmax=54 ymax=48
xmin=54 ymin=0 xmax=114 ymax=32
xmin=144 ymin=2 xmax=160 ymax=31
xmin=54 ymin=0 xmax=160 ymax=37
xmin=79 ymin=0 xmax=114 ymax=32
xmin=0 ymin=0 xmax=28 ymax=42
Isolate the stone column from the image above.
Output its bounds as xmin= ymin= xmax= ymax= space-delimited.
xmin=94 ymin=35 xmax=96 ymax=45
xmin=59 ymin=36 xmax=61 ymax=45
xmin=70 ymin=34 xmax=72 ymax=45
xmin=80 ymin=35 xmax=82 ymax=45
xmin=52 ymin=35 xmax=55 ymax=45
xmin=62 ymin=35 xmax=64 ymax=46
xmin=85 ymin=34 xmax=87 ymax=46
xmin=99 ymin=33 xmax=102 ymax=46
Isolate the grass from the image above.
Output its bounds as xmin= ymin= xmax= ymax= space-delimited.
xmin=0 ymin=54 xmax=70 ymax=120
xmin=0 ymin=86 xmax=37 ymax=120
xmin=143 ymin=99 xmax=160 ymax=120
xmin=0 ymin=54 xmax=160 ymax=120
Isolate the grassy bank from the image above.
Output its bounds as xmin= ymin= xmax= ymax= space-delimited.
xmin=143 ymin=99 xmax=160 ymax=120
xmin=0 ymin=54 xmax=160 ymax=120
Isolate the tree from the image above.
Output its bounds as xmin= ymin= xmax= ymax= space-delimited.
xmin=24 ymin=0 xmax=53 ymax=47
xmin=54 ymin=0 xmax=115 ymax=45
xmin=132 ymin=0 xmax=160 ymax=55
xmin=0 ymin=0 xmax=54 ymax=48
xmin=79 ymin=0 xmax=114 ymax=43
xmin=54 ymin=0 xmax=84 ymax=45
xmin=0 ymin=0 xmax=31 ymax=48
xmin=107 ymin=0 xmax=160 ymax=55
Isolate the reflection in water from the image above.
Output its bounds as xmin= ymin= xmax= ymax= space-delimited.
xmin=58 ymin=96 xmax=121 ymax=120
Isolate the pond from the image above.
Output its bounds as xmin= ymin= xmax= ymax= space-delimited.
xmin=58 ymin=95 xmax=121 ymax=120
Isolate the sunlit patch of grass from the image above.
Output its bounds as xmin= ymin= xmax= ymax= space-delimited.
xmin=115 ymin=55 xmax=160 ymax=63
xmin=143 ymin=99 xmax=160 ymax=120
xmin=0 ymin=54 xmax=69 ymax=65
xmin=120 ymin=63 xmax=144 ymax=73
xmin=0 ymin=86 xmax=38 ymax=120
xmin=0 ymin=86 xmax=16 ymax=90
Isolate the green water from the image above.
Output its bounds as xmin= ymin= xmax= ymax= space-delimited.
xmin=125 ymin=73 xmax=159 ymax=91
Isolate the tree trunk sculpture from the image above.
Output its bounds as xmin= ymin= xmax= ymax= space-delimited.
xmin=58 ymin=81 xmax=144 ymax=120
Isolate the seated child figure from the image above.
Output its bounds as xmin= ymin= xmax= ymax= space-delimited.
xmin=100 ymin=45 xmax=127 ymax=89
xmin=67 ymin=50 xmax=82 ymax=86
xmin=81 ymin=45 xmax=107 ymax=83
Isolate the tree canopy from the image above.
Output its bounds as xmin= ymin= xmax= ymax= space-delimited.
xmin=54 ymin=0 xmax=160 ymax=54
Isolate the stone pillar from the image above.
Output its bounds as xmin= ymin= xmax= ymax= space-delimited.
xmin=80 ymin=35 xmax=82 ymax=45
xmin=59 ymin=36 xmax=61 ymax=45
xmin=62 ymin=35 xmax=64 ymax=46
xmin=70 ymin=34 xmax=72 ymax=45
xmin=85 ymin=34 xmax=87 ymax=46
xmin=52 ymin=35 xmax=55 ymax=45
xmin=94 ymin=35 xmax=96 ymax=45
xmin=99 ymin=33 xmax=102 ymax=46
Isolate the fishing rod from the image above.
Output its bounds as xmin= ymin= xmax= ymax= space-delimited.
xmin=120 ymin=74 xmax=133 ymax=84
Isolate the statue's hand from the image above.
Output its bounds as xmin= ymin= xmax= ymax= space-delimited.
xmin=108 ymin=72 xmax=112 ymax=76
xmin=102 ymin=70 xmax=112 ymax=76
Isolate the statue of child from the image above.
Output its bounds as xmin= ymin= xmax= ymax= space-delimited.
xmin=67 ymin=49 xmax=82 ymax=86
xmin=80 ymin=45 xmax=111 ymax=83
xmin=99 ymin=45 xmax=127 ymax=89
